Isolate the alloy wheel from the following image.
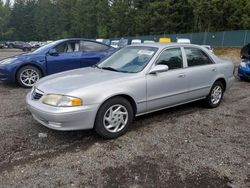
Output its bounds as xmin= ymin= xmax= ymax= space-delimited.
xmin=211 ymin=85 xmax=222 ymax=105
xmin=20 ymin=69 xmax=40 ymax=87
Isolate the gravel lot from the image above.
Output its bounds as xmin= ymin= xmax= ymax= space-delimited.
xmin=0 ymin=49 xmax=249 ymax=188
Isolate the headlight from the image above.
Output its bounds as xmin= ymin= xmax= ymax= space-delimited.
xmin=42 ymin=94 xmax=82 ymax=107
xmin=0 ymin=58 xmax=17 ymax=65
xmin=240 ymin=62 xmax=247 ymax=68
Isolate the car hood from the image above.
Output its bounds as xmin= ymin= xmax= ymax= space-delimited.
xmin=36 ymin=67 xmax=134 ymax=94
xmin=15 ymin=53 xmax=43 ymax=60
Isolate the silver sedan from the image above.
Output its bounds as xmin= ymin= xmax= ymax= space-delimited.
xmin=26 ymin=43 xmax=234 ymax=138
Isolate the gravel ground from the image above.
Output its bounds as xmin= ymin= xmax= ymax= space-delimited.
xmin=0 ymin=49 xmax=249 ymax=188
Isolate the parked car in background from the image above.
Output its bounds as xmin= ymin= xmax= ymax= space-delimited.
xmin=6 ymin=41 xmax=32 ymax=51
xmin=131 ymin=39 xmax=142 ymax=44
xmin=0 ymin=42 xmax=4 ymax=49
xmin=177 ymin=38 xmax=191 ymax=44
xmin=111 ymin=40 xmax=119 ymax=48
xmin=0 ymin=38 xmax=116 ymax=87
xmin=29 ymin=41 xmax=40 ymax=48
xmin=238 ymin=43 xmax=250 ymax=80
xmin=39 ymin=42 xmax=47 ymax=47
xmin=96 ymin=39 xmax=111 ymax=46
xmin=26 ymin=43 xmax=234 ymax=138
xmin=144 ymin=40 xmax=155 ymax=44
xmin=118 ymin=38 xmax=128 ymax=48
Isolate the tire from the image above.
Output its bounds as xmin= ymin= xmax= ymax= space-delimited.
xmin=94 ymin=97 xmax=134 ymax=139
xmin=23 ymin=48 xmax=29 ymax=52
xmin=205 ymin=81 xmax=224 ymax=108
xmin=239 ymin=77 xmax=248 ymax=81
xmin=16 ymin=65 xmax=42 ymax=88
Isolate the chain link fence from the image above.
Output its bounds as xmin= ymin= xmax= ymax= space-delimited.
xmin=111 ymin=30 xmax=250 ymax=47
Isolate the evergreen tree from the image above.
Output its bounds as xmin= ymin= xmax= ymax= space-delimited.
xmin=0 ymin=0 xmax=250 ymax=40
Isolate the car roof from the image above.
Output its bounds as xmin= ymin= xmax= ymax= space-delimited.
xmin=59 ymin=38 xmax=112 ymax=47
xmin=130 ymin=42 xmax=203 ymax=50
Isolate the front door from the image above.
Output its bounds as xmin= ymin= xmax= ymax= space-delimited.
xmin=146 ymin=47 xmax=188 ymax=112
xmin=46 ymin=40 xmax=81 ymax=74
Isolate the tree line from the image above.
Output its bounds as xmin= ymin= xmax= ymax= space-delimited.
xmin=0 ymin=0 xmax=250 ymax=41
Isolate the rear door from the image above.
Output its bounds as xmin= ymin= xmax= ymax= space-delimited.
xmin=80 ymin=41 xmax=112 ymax=67
xmin=146 ymin=47 xmax=188 ymax=112
xmin=46 ymin=40 xmax=81 ymax=74
xmin=183 ymin=47 xmax=217 ymax=100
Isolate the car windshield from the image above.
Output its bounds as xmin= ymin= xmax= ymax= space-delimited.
xmin=98 ymin=46 xmax=158 ymax=73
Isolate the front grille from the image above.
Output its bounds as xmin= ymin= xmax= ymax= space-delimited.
xmin=32 ymin=88 xmax=44 ymax=100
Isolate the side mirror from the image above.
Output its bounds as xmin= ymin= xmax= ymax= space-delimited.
xmin=48 ymin=48 xmax=58 ymax=56
xmin=149 ymin=65 xmax=169 ymax=74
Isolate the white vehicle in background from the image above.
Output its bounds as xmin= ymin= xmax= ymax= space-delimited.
xmin=111 ymin=40 xmax=119 ymax=48
xmin=29 ymin=41 xmax=40 ymax=48
xmin=144 ymin=40 xmax=155 ymax=44
xmin=46 ymin=40 xmax=53 ymax=44
xmin=39 ymin=42 xmax=47 ymax=47
xmin=96 ymin=39 xmax=111 ymax=46
xmin=131 ymin=39 xmax=142 ymax=44
xmin=96 ymin=39 xmax=104 ymax=43
xmin=202 ymin=45 xmax=214 ymax=53
xmin=177 ymin=38 xmax=191 ymax=44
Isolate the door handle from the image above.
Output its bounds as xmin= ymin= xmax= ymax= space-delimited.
xmin=178 ymin=73 xmax=186 ymax=78
xmin=212 ymin=68 xmax=217 ymax=72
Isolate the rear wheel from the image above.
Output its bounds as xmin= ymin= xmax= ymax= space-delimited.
xmin=23 ymin=48 xmax=29 ymax=52
xmin=16 ymin=66 xmax=42 ymax=88
xmin=94 ymin=97 xmax=134 ymax=139
xmin=205 ymin=81 xmax=224 ymax=108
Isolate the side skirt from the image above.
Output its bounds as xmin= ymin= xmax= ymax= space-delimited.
xmin=135 ymin=97 xmax=206 ymax=117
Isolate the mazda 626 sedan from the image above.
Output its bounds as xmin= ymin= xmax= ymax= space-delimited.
xmin=26 ymin=43 xmax=234 ymax=139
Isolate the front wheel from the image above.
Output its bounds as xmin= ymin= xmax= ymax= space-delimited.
xmin=16 ymin=66 xmax=42 ymax=88
xmin=23 ymin=48 xmax=29 ymax=52
xmin=205 ymin=81 xmax=224 ymax=108
xmin=94 ymin=97 xmax=134 ymax=139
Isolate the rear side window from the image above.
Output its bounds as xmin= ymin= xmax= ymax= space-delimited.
xmin=185 ymin=48 xmax=214 ymax=67
xmin=81 ymin=41 xmax=110 ymax=52
xmin=155 ymin=48 xmax=183 ymax=70
xmin=55 ymin=41 xmax=80 ymax=53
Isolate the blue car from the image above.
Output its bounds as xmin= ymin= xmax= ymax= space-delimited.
xmin=0 ymin=39 xmax=116 ymax=87
xmin=238 ymin=43 xmax=250 ymax=80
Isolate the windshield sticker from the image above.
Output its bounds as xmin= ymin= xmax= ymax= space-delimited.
xmin=137 ymin=50 xmax=154 ymax=56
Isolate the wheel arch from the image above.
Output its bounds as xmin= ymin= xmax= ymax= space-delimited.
xmin=214 ymin=77 xmax=227 ymax=91
xmin=15 ymin=63 xmax=46 ymax=82
xmin=98 ymin=94 xmax=138 ymax=116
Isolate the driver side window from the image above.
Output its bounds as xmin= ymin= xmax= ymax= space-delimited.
xmin=156 ymin=48 xmax=183 ymax=70
xmin=55 ymin=41 xmax=80 ymax=53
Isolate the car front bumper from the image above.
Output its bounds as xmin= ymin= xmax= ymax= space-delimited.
xmin=238 ymin=66 xmax=250 ymax=79
xmin=26 ymin=93 xmax=99 ymax=131
xmin=0 ymin=65 xmax=15 ymax=82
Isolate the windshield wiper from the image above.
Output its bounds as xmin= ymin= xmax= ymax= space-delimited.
xmin=101 ymin=66 xmax=119 ymax=72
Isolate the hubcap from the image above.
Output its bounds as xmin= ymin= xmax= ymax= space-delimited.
xmin=103 ymin=104 xmax=128 ymax=133
xmin=20 ymin=69 xmax=40 ymax=87
xmin=211 ymin=85 xmax=222 ymax=105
